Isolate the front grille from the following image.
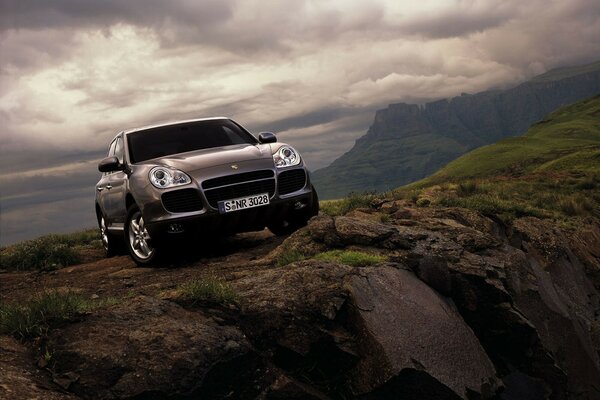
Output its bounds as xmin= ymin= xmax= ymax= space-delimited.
xmin=202 ymin=170 xmax=274 ymax=189
xmin=161 ymin=189 xmax=203 ymax=213
xmin=204 ymin=180 xmax=275 ymax=208
xmin=278 ymin=169 xmax=307 ymax=195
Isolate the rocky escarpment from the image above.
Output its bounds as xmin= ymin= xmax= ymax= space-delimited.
xmin=312 ymin=60 xmax=600 ymax=198
xmin=1 ymin=203 xmax=600 ymax=399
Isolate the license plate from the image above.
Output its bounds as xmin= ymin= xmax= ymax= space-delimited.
xmin=218 ymin=193 xmax=270 ymax=214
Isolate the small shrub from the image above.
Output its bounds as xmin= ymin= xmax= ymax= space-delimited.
xmin=276 ymin=248 xmax=307 ymax=267
xmin=0 ymin=291 xmax=92 ymax=339
xmin=457 ymin=181 xmax=479 ymax=196
xmin=179 ymin=277 xmax=237 ymax=305
xmin=415 ymin=198 xmax=431 ymax=207
xmin=314 ymin=250 xmax=387 ymax=267
xmin=409 ymin=191 xmax=420 ymax=203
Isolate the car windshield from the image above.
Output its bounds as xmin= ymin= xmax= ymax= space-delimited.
xmin=127 ymin=119 xmax=257 ymax=163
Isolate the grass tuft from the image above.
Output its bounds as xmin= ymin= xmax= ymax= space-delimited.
xmin=0 ymin=291 xmax=114 ymax=339
xmin=320 ymin=192 xmax=377 ymax=216
xmin=0 ymin=230 xmax=102 ymax=271
xmin=314 ymin=250 xmax=387 ymax=267
xmin=276 ymin=248 xmax=307 ymax=267
xmin=415 ymin=198 xmax=431 ymax=207
xmin=457 ymin=181 xmax=480 ymax=196
xmin=558 ymin=195 xmax=595 ymax=216
xmin=179 ymin=277 xmax=237 ymax=305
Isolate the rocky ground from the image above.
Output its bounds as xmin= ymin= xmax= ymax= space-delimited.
xmin=1 ymin=201 xmax=600 ymax=399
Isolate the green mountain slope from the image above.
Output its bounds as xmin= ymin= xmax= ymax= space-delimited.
xmin=313 ymin=60 xmax=600 ymax=199
xmin=401 ymin=95 xmax=600 ymax=221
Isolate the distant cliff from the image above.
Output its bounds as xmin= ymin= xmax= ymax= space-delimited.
xmin=312 ymin=60 xmax=600 ymax=199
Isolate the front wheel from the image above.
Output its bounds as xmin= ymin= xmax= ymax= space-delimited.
xmin=126 ymin=205 xmax=159 ymax=266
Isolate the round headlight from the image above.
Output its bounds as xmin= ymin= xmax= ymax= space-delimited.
xmin=273 ymin=146 xmax=301 ymax=168
xmin=149 ymin=167 xmax=191 ymax=189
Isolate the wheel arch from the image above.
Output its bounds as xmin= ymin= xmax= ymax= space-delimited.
xmin=95 ymin=202 xmax=103 ymax=223
xmin=125 ymin=193 xmax=137 ymax=211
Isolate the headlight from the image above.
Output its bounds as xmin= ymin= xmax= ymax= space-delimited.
xmin=149 ymin=167 xmax=191 ymax=189
xmin=273 ymin=146 xmax=301 ymax=168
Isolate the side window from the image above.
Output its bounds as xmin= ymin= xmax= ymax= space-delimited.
xmin=114 ymin=136 xmax=124 ymax=164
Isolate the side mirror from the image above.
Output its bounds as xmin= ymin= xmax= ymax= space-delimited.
xmin=258 ymin=132 xmax=277 ymax=144
xmin=98 ymin=156 xmax=122 ymax=173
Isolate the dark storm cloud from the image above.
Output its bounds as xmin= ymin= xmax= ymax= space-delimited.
xmin=0 ymin=0 xmax=233 ymax=32
xmin=256 ymin=108 xmax=351 ymax=133
xmin=400 ymin=9 xmax=512 ymax=39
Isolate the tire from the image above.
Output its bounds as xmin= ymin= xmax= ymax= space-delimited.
xmin=125 ymin=204 xmax=159 ymax=266
xmin=98 ymin=214 xmax=123 ymax=257
xmin=268 ymin=186 xmax=319 ymax=236
xmin=309 ymin=185 xmax=319 ymax=217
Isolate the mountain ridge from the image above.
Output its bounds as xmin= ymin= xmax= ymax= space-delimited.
xmin=312 ymin=60 xmax=600 ymax=199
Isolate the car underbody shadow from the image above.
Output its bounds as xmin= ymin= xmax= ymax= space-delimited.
xmin=151 ymin=229 xmax=284 ymax=267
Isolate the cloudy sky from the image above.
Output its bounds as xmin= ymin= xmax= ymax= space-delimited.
xmin=1 ymin=0 xmax=600 ymax=245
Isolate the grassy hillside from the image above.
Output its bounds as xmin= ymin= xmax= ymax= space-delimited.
xmin=398 ymin=95 xmax=600 ymax=221
xmin=313 ymin=61 xmax=600 ymax=199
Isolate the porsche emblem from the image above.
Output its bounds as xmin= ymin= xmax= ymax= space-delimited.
xmin=230 ymin=164 xmax=239 ymax=170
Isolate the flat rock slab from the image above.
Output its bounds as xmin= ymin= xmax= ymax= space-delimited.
xmin=334 ymin=216 xmax=396 ymax=245
xmin=347 ymin=265 xmax=499 ymax=399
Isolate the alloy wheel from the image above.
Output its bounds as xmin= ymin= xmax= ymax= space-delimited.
xmin=128 ymin=212 xmax=154 ymax=260
xmin=100 ymin=217 xmax=109 ymax=251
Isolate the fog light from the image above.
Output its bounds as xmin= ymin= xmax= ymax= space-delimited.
xmin=294 ymin=201 xmax=307 ymax=210
xmin=167 ymin=223 xmax=184 ymax=233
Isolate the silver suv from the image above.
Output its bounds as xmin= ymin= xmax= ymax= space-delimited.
xmin=95 ymin=118 xmax=318 ymax=265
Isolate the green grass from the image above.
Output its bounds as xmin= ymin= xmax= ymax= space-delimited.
xmin=417 ymin=96 xmax=600 ymax=185
xmin=0 ymin=229 xmax=101 ymax=271
xmin=178 ymin=277 xmax=237 ymax=305
xmin=320 ymin=192 xmax=377 ymax=216
xmin=0 ymin=291 xmax=117 ymax=339
xmin=276 ymin=248 xmax=307 ymax=267
xmin=399 ymin=95 xmax=600 ymax=222
xmin=314 ymin=250 xmax=387 ymax=267
xmin=276 ymin=247 xmax=387 ymax=267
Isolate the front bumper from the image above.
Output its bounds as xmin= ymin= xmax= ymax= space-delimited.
xmin=141 ymin=163 xmax=314 ymax=238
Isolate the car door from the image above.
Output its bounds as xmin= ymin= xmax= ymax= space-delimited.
xmin=106 ymin=135 xmax=128 ymax=224
xmin=96 ymin=139 xmax=116 ymax=220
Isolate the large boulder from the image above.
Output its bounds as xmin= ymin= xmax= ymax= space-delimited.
xmin=48 ymin=296 xmax=267 ymax=399
xmin=346 ymin=265 xmax=499 ymax=399
xmin=234 ymin=259 xmax=500 ymax=399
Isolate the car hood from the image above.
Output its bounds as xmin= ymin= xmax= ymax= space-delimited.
xmin=148 ymin=143 xmax=274 ymax=171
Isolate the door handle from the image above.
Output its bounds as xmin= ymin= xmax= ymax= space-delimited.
xmin=106 ymin=185 xmax=113 ymax=190
xmin=97 ymin=187 xmax=104 ymax=192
